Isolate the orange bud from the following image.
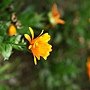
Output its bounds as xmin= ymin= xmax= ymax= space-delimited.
xmin=8 ymin=24 xmax=17 ymax=36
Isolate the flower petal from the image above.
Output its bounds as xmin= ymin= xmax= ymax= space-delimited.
xmin=31 ymin=42 xmax=52 ymax=61
xmin=39 ymin=30 xmax=44 ymax=36
xmin=40 ymin=33 xmax=51 ymax=42
xmin=34 ymin=56 xmax=37 ymax=65
xmin=56 ymin=19 xmax=65 ymax=24
xmin=52 ymin=3 xmax=60 ymax=17
xmin=28 ymin=45 xmax=32 ymax=49
xmin=24 ymin=34 xmax=31 ymax=43
xmin=29 ymin=27 xmax=34 ymax=39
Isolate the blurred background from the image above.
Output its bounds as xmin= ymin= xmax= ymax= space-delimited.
xmin=0 ymin=0 xmax=90 ymax=90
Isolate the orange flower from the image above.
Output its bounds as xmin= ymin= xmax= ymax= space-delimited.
xmin=86 ymin=57 xmax=90 ymax=79
xmin=24 ymin=27 xmax=52 ymax=65
xmin=8 ymin=23 xmax=17 ymax=36
xmin=48 ymin=3 xmax=65 ymax=26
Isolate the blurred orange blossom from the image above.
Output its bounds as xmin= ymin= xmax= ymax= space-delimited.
xmin=48 ymin=3 xmax=65 ymax=26
xmin=86 ymin=56 xmax=90 ymax=79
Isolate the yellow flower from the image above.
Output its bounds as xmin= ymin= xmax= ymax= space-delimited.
xmin=24 ymin=27 xmax=52 ymax=65
xmin=8 ymin=23 xmax=17 ymax=36
xmin=86 ymin=57 xmax=90 ymax=79
xmin=48 ymin=3 xmax=65 ymax=26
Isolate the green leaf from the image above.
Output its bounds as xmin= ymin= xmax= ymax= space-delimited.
xmin=9 ymin=35 xmax=21 ymax=44
xmin=0 ymin=44 xmax=12 ymax=60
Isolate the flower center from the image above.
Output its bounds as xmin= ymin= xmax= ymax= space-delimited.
xmin=30 ymin=40 xmax=39 ymax=48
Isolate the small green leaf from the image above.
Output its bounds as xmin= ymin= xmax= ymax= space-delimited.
xmin=0 ymin=44 xmax=12 ymax=60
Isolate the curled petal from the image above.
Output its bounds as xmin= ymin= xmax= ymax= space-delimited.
xmin=29 ymin=27 xmax=34 ymax=39
xmin=24 ymin=34 xmax=31 ymax=43
xmin=39 ymin=30 xmax=44 ymax=36
xmin=34 ymin=56 xmax=37 ymax=65
xmin=56 ymin=19 xmax=65 ymax=24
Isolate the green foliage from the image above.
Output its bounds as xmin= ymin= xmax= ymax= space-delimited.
xmin=19 ymin=6 xmax=45 ymax=28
